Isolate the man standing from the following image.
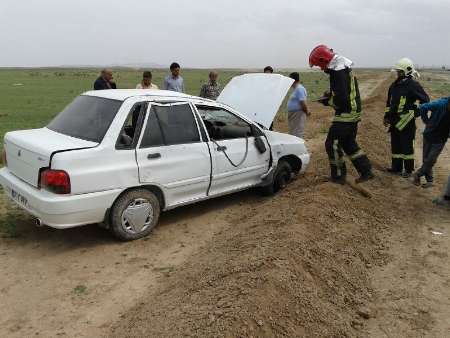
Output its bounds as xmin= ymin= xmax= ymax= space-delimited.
xmin=309 ymin=45 xmax=374 ymax=184
xmin=136 ymin=71 xmax=158 ymax=89
xmin=384 ymin=58 xmax=429 ymax=177
xmin=94 ymin=69 xmax=117 ymax=90
xmin=413 ymin=97 xmax=450 ymax=187
xmin=286 ymin=72 xmax=309 ymax=138
xmin=163 ymin=62 xmax=184 ymax=93
xmin=199 ymin=71 xmax=221 ymax=100
xmin=264 ymin=66 xmax=274 ymax=74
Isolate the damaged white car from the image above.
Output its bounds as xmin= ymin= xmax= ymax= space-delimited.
xmin=0 ymin=74 xmax=309 ymax=240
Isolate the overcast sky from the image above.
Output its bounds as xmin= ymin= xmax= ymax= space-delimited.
xmin=1 ymin=0 xmax=449 ymax=68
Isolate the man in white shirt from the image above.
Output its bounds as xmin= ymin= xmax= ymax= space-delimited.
xmin=136 ymin=71 xmax=158 ymax=89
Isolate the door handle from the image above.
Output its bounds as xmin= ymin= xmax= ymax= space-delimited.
xmin=216 ymin=145 xmax=227 ymax=151
xmin=147 ymin=153 xmax=161 ymax=159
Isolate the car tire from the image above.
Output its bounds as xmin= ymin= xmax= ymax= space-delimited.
xmin=260 ymin=160 xmax=292 ymax=196
xmin=109 ymin=189 xmax=160 ymax=241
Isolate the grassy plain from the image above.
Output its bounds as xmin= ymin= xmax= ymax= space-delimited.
xmin=0 ymin=68 xmax=332 ymax=140
xmin=1 ymin=69 xmax=448 ymax=145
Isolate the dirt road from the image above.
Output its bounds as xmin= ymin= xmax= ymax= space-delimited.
xmin=1 ymin=71 xmax=449 ymax=337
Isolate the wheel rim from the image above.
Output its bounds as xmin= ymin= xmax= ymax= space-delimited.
xmin=121 ymin=198 xmax=154 ymax=234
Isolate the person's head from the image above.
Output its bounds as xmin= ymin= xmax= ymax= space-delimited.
xmin=142 ymin=71 xmax=152 ymax=86
xmin=101 ymin=69 xmax=113 ymax=82
xmin=264 ymin=66 xmax=274 ymax=74
xmin=309 ymin=45 xmax=335 ymax=71
xmin=393 ymin=57 xmax=417 ymax=79
xmin=170 ymin=62 xmax=181 ymax=77
xmin=209 ymin=71 xmax=218 ymax=83
xmin=289 ymin=72 xmax=300 ymax=86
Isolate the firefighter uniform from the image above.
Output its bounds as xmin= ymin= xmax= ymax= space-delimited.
xmin=384 ymin=76 xmax=429 ymax=174
xmin=324 ymin=67 xmax=373 ymax=181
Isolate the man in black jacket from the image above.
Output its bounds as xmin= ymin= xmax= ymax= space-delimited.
xmin=94 ymin=69 xmax=117 ymax=90
xmin=309 ymin=45 xmax=373 ymax=184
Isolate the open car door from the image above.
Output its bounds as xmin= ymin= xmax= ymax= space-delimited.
xmin=217 ymin=73 xmax=294 ymax=129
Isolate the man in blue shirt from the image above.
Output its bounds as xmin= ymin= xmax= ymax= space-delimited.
xmin=413 ymin=97 xmax=450 ymax=187
xmin=163 ymin=62 xmax=185 ymax=93
xmin=286 ymin=72 xmax=309 ymax=138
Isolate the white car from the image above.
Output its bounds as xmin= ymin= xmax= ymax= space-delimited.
xmin=0 ymin=74 xmax=309 ymax=240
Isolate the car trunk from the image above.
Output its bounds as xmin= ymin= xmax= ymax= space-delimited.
xmin=4 ymin=128 xmax=98 ymax=187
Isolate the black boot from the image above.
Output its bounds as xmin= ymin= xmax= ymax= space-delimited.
xmin=355 ymin=172 xmax=375 ymax=184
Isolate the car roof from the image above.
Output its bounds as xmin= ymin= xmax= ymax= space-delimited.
xmin=83 ymin=89 xmax=214 ymax=103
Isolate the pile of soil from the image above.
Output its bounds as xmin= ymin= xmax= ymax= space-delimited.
xmin=109 ymin=76 xmax=410 ymax=337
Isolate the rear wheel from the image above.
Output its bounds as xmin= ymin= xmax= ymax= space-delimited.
xmin=109 ymin=189 xmax=160 ymax=241
xmin=260 ymin=160 xmax=292 ymax=195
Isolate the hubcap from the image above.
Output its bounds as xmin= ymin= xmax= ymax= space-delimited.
xmin=121 ymin=198 xmax=154 ymax=234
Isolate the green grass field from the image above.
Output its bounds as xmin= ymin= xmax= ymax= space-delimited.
xmin=421 ymin=71 xmax=450 ymax=98
xmin=0 ymin=68 xmax=331 ymax=142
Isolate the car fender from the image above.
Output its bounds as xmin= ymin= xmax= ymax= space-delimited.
xmin=264 ymin=130 xmax=310 ymax=174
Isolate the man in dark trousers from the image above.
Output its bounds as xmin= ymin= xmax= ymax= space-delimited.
xmin=94 ymin=69 xmax=117 ymax=90
xmin=384 ymin=58 xmax=429 ymax=177
xmin=413 ymin=97 xmax=450 ymax=187
xmin=309 ymin=45 xmax=374 ymax=184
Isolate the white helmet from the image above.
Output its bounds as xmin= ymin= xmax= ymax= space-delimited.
xmin=392 ymin=58 xmax=420 ymax=78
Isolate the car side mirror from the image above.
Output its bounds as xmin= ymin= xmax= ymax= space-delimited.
xmin=250 ymin=124 xmax=264 ymax=137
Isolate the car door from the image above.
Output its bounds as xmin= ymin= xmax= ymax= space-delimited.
xmin=194 ymin=104 xmax=270 ymax=196
xmin=135 ymin=102 xmax=211 ymax=208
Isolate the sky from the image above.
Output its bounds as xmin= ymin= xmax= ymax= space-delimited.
xmin=1 ymin=0 xmax=449 ymax=68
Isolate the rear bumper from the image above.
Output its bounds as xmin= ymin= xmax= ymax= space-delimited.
xmin=0 ymin=168 xmax=122 ymax=229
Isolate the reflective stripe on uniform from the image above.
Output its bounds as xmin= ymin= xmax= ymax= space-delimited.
xmin=350 ymin=75 xmax=357 ymax=113
xmin=392 ymin=154 xmax=415 ymax=160
xmin=333 ymin=74 xmax=361 ymax=123
xmin=349 ymin=149 xmax=366 ymax=160
xmin=397 ymin=96 xmax=406 ymax=113
xmin=395 ymin=110 xmax=415 ymax=131
xmin=384 ymin=107 xmax=390 ymax=113
xmin=333 ymin=114 xmax=362 ymax=123
xmin=332 ymin=139 xmax=342 ymax=176
xmin=329 ymin=159 xmax=345 ymax=165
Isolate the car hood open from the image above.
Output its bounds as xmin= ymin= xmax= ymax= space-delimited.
xmin=217 ymin=73 xmax=294 ymax=129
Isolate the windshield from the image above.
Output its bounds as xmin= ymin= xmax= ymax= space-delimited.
xmin=47 ymin=95 xmax=122 ymax=143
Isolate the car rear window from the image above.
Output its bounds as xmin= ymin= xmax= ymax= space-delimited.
xmin=47 ymin=95 xmax=123 ymax=143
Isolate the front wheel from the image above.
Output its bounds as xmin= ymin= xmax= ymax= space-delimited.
xmin=260 ymin=160 xmax=292 ymax=196
xmin=109 ymin=189 xmax=160 ymax=241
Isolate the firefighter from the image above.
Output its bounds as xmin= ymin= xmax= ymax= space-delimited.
xmin=309 ymin=45 xmax=374 ymax=184
xmin=384 ymin=58 xmax=429 ymax=177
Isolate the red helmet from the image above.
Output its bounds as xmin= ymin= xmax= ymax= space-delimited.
xmin=309 ymin=45 xmax=335 ymax=70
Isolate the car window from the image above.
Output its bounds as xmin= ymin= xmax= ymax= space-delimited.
xmin=196 ymin=106 xmax=252 ymax=140
xmin=140 ymin=104 xmax=200 ymax=148
xmin=48 ymin=95 xmax=122 ymax=143
xmin=116 ymin=102 xmax=146 ymax=149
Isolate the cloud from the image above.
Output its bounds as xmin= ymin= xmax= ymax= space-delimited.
xmin=0 ymin=0 xmax=449 ymax=67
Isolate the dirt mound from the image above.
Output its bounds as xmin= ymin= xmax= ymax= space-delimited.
xmin=108 ymin=76 xmax=404 ymax=337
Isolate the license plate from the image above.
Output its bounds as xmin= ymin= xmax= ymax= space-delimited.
xmin=10 ymin=189 xmax=28 ymax=208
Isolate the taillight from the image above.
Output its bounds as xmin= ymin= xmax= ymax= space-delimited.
xmin=39 ymin=169 xmax=71 ymax=194
xmin=2 ymin=148 xmax=7 ymax=167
